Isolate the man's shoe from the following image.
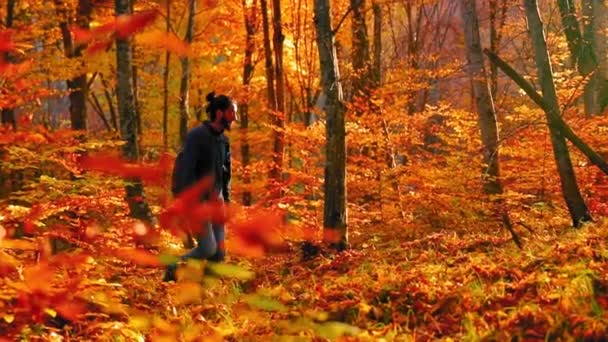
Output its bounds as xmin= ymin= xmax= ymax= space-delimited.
xmin=163 ymin=265 xmax=177 ymax=282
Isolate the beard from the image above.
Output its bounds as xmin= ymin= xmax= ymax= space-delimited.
xmin=221 ymin=117 xmax=232 ymax=131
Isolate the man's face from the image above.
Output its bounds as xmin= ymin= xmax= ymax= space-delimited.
xmin=218 ymin=104 xmax=238 ymax=131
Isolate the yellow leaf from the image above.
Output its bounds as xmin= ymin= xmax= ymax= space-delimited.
xmin=0 ymin=239 xmax=37 ymax=250
xmin=173 ymin=282 xmax=202 ymax=305
xmin=3 ymin=314 xmax=14 ymax=323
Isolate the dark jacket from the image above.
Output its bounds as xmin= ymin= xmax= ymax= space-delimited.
xmin=174 ymin=121 xmax=231 ymax=202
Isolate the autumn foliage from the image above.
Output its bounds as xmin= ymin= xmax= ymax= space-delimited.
xmin=1 ymin=0 xmax=608 ymax=340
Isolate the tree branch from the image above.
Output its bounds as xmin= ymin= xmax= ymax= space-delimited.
xmin=332 ymin=6 xmax=353 ymax=36
xmin=484 ymin=48 xmax=608 ymax=176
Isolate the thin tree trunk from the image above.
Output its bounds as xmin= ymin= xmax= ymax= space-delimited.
xmin=261 ymin=0 xmax=279 ymax=196
xmin=524 ymin=0 xmax=591 ymax=227
xmin=115 ymin=0 xmax=153 ymax=223
xmin=55 ymin=0 xmax=91 ymax=131
xmin=163 ymin=0 xmax=171 ymax=149
xmin=489 ymin=0 xmax=508 ymax=96
xmin=270 ymin=0 xmax=285 ymax=195
xmin=461 ymin=0 xmax=520 ymax=248
xmin=179 ymin=0 xmax=196 ymax=146
xmin=372 ymin=1 xmax=381 ymax=88
xmin=89 ymin=92 xmax=112 ymax=132
xmin=579 ymin=0 xmax=599 ymax=116
xmin=1 ymin=0 xmax=17 ymax=130
xmin=592 ymin=0 xmax=608 ymax=113
xmin=241 ymin=0 xmax=257 ymax=206
xmin=314 ymin=0 xmax=348 ymax=250
xmin=351 ymin=0 xmax=371 ymax=102
xmin=100 ymin=73 xmax=118 ymax=130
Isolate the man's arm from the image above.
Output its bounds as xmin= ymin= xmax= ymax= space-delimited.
xmin=222 ymin=139 xmax=232 ymax=202
xmin=179 ymin=128 xmax=210 ymax=192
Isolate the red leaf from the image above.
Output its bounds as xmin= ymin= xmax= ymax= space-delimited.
xmin=71 ymin=26 xmax=94 ymax=45
xmin=113 ymin=248 xmax=163 ymax=267
xmin=0 ymin=30 xmax=13 ymax=52
xmin=229 ymin=212 xmax=287 ymax=257
xmin=158 ymin=176 xmax=215 ymax=235
xmin=115 ymin=10 xmax=158 ymax=39
xmin=79 ymin=153 xmax=171 ymax=185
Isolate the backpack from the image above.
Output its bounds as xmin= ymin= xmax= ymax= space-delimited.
xmin=171 ymin=150 xmax=185 ymax=196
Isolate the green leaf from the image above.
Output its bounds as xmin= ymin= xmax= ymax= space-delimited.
xmin=314 ymin=321 xmax=361 ymax=339
xmin=158 ymin=254 xmax=180 ymax=266
xmin=206 ymin=263 xmax=255 ymax=280
xmin=245 ymin=294 xmax=287 ymax=312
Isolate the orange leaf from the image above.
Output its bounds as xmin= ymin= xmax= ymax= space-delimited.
xmin=0 ymin=238 xmax=38 ymax=250
xmin=114 ymin=248 xmax=163 ymax=267
xmin=24 ymin=263 xmax=55 ymax=293
xmin=54 ymin=298 xmax=87 ymax=321
xmin=229 ymin=212 xmax=287 ymax=257
xmin=138 ymin=30 xmax=191 ymax=56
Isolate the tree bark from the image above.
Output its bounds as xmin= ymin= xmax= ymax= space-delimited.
xmin=372 ymin=1 xmax=381 ymax=88
xmin=488 ymin=0 xmax=508 ymax=96
xmin=163 ymin=0 xmax=171 ymax=149
xmin=461 ymin=0 xmax=520 ymax=248
xmin=592 ymin=0 xmax=608 ymax=113
xmin=241 ymin=0 xmax=257 ymax=206
xmin=351 ymin=0 xmax=371 ymax=102
xmin=314 ymin=0 xmax=348 ymax=250
xmin=1 ymin=0 xmax=17 ymax=130
xmin=270 ymin=0 xmax=285 ymax=195
xmin=100 ymin=73 xmax=118 ymax=130
xmin=559 ymin=0 xmax=599 ymax=116
xmin=55 ymin=0 xmax=91 ymax=131
xmin=523 ymin=0 xmax=591 ymax=227
xmin=461 ymin=0 xmax=502 ymax=195
xmin=179 ymin=0 xmax=196 ymax=146
xmin=115 ymin=0 xmax=153 ymax=223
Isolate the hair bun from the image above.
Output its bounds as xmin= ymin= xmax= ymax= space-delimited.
xmin=206 ymin=91 xmax=216 ymax=103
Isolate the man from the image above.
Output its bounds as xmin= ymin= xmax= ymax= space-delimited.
xmin=164 ymin=91 xmax=237 ymax=282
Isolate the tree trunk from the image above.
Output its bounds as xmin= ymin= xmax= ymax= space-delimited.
xmin=179 ymin=0 xmax=196 ymax=146
xmin=461 ymin=0 xmax=502 ymax=195
xmin=241 ymin=0 xmax=257 ymax=206
xmin=351 ymin=0 xmax=371 ymax=102
xmin=488 ymin=0 xmax=508 ymax=96
xmin=557 ymin=0 xmax=582 ymax=67
xmin=524 ymin=0 xmax=591 ymax=227
xmin=89 ymin=92 xmax=112 ymax=132
xmin=56 ymin=0 xmax=91 ymax=131
xmin=314 ymin=0 xmax=348 ymax=250
xmin=592 ymin=0 xmax=608 ymax=113
xmin=270 ymin=0 xmax=285 ymax=195
xmin=372 ymin=1 xmax=381 ymax=88
xmin=1 ymin=0 xmax=16 ymax=130
xmin=461 ymin=0 xmax=521 ymax=247
xmin=100 ymin=73 xmax=119 ymax=130
xmin=115 ymin=0 xmax=153 ymax=223
xmin=163 ymin=0 xmax=171 ymax=149
xmin=581 ymin=0 xmax=599 ymax=116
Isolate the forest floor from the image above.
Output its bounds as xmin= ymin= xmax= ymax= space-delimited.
xmin=2 ymin=182 xmax=608 ymax=341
